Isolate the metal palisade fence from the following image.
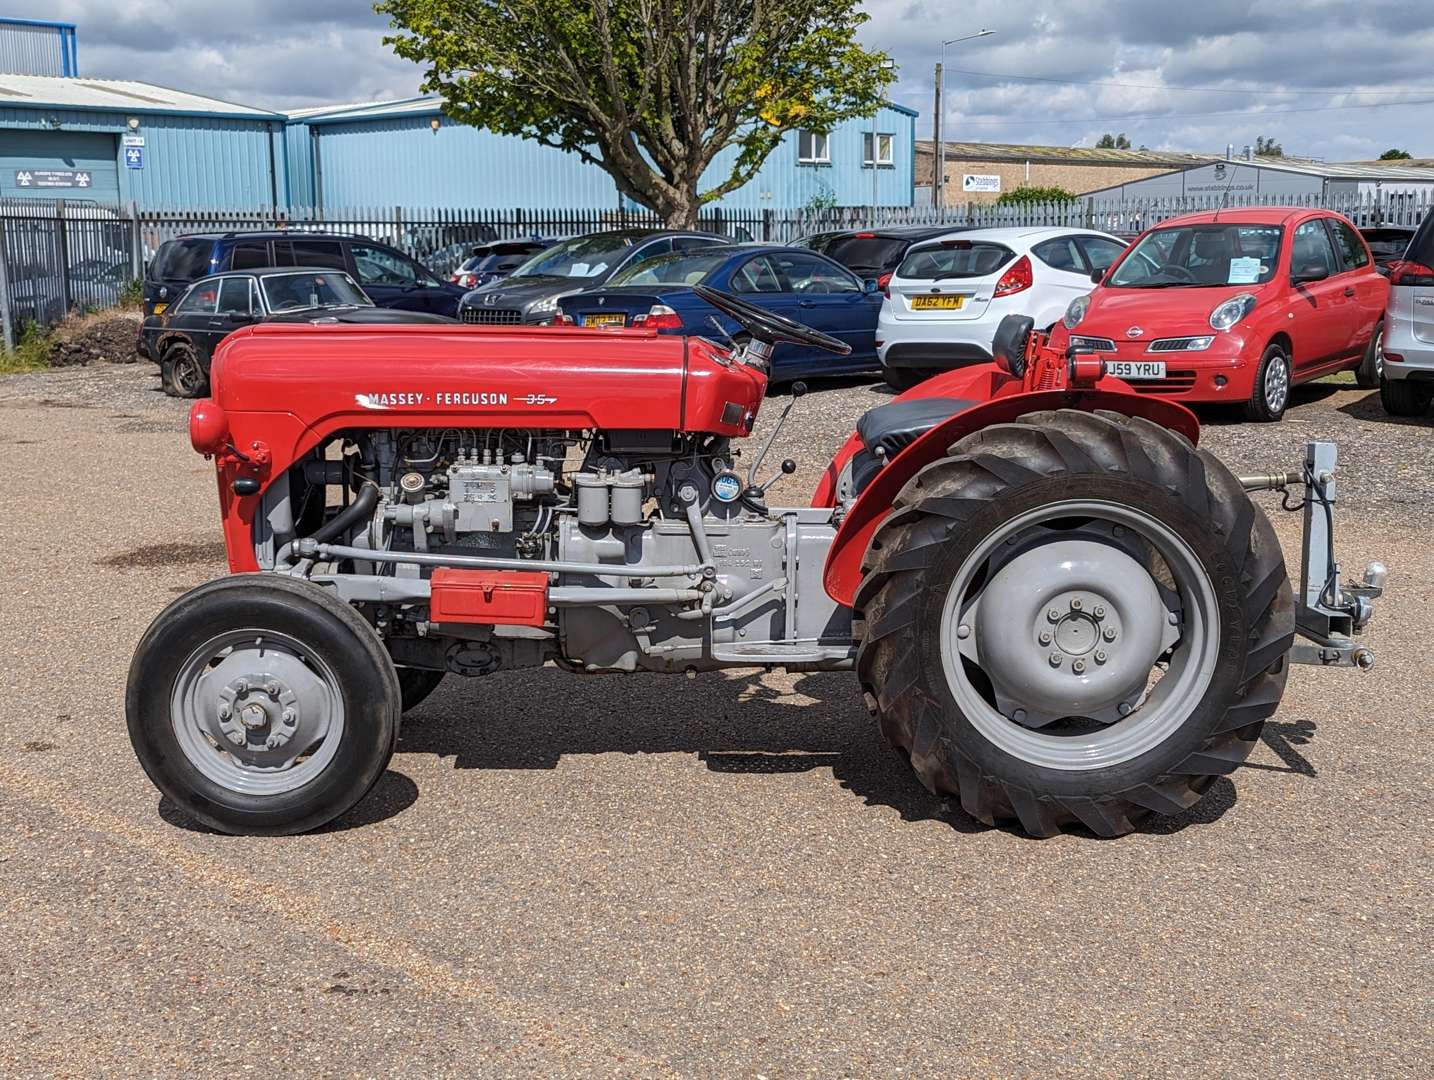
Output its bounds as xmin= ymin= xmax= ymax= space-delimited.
xmin=4 ymin=189 xmax=1434 ymax=347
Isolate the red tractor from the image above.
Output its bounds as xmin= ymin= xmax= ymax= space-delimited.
xmin=127 ymin=289 xmax=1384 ymax=837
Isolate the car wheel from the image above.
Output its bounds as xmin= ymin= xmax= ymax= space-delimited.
xmin=883 ymin=367 xmax=932 ymax=392
xmin=1243 ymin=344 xmax=1291 ymax=422
xmin=1356 ymin=322 xmax=1383 ymax=389
xmin=161 ymin=343 xmax=208 ymax=399
xmin=1380 ymin=374 xmax=1434 ymax=416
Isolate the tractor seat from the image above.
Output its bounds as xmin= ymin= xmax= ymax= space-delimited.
xmin=856 ymin=396 xmax=979 ymax=459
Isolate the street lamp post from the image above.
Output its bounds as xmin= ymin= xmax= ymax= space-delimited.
xmin=934 ymin=29 xmax=995 ymax=214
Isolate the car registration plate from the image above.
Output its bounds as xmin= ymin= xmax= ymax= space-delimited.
xmin=152 ymin=303 xmax=167 ymax=315
xmin=911 ymin=295 xmax=965 ymax=311
xmin=582 ymin=313 xmax=625 ymax=328
xmin=1107 ymin=361 xmax=1166 ymax=380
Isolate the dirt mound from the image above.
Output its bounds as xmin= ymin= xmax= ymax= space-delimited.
xmin=46 ymin=310 xmax=144 ymax=367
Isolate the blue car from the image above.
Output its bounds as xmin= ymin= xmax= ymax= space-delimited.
xmin=555 ymin=244 xmax=884 ymax=378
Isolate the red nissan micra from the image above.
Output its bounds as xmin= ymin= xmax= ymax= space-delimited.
xmin=1055 ymin=208 xmax=1389 ymax=420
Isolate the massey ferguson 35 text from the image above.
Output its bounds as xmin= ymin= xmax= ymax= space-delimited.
xmin=127 ymin=289 xmax=1385 ymax=837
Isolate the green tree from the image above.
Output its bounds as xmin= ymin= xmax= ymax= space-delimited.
xmin=378 ymin=0 xmax=895 ymax=226
xmin=995 ymin=185 xmax=1075 ymax=206
xmin=1379 ymin=148 xmax=1413 ymax=160
xmin=1095 ymin=132 xmax=1130 ymax=149
xmin=1254 ymin=135 xmax=1284 ymax=157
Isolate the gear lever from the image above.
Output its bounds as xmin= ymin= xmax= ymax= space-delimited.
xmin=745 ymin=381 xmax=806 ymax=496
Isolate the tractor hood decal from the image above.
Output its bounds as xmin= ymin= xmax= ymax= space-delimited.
xmin=354 ymin=390 xmax=551 ymax=409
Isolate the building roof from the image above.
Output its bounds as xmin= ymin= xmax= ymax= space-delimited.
xmin=917 ymin=140 xmax=1215 ymax=167
xmin=1216 ymin=156 xmax=1434 ymax=182
xmin=0 ymin=73 xmax=283 ymax=119
xmin=294 ymin=94 xmax=919 ymax=125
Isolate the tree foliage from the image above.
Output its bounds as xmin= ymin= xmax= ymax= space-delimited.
xmin=1095 ymin=132 xmax=1130 ymax=149
xmin=1254 ymin=135 xmax=1284 ymax=158
xmin=1379 ymin=148 xmax=1413 ymax=160
xmin=377 ymin=0 xmax=894 ymax=225
xmin=995 ymin=185 xmax=1075 ymax=206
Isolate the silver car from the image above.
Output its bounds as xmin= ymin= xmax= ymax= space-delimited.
xmin=1382 ymin=216 xmax=1434 ymax=416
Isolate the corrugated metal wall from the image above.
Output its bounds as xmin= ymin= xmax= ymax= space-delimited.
xmin=0 ymin=20 xmax=73 ymax=77
xmin=0 ymin=108 xmax=285 ymax=208
xmin=296 ymin=104 xmax=916 ymax=212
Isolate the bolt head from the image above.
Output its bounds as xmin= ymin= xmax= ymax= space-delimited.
xmin=1012 ymin=708 xmax=1027 ymax=723
xmin=226 ymin=729 xmax=245 ymax=746
xmin=265 ymin=682 xmax=279 ymax=697
xmin=265 ymin=735 xmax=280 ymax=750
xmin=1093 ymin=604 xmax=1106 ymax=619
xmin=957 ymin=624 xmax=971 ymax=640
xmin=1072 ymin=659 xmax=1086 ymax=674
xmin=1049 ymin=652 xmax=1063 ymax=667
xmin=1047 ymin=608 xmax=1061 ymax=623
xmin=1069 ymin=597 xmax=1083 ymax=612
xmin=217 ymin=702 xmax=231 ymax=720
xmin=1103 ymin=627 xmax=1118 ymax=641
xmin=281 ymin=708 xmax=296 ymax=725
xmin=1094 ymin=650 xmax=1107 ymax=664
xmin=234 ymin=679 xmax=247 ymax=694
xmin=1118 ymin=702 xmax=1133 ymax=716
xmin=1168 ymin=611 xmax=1179 ymax=626
xmin=1038 ymin=630 xmax=1053 ymax=645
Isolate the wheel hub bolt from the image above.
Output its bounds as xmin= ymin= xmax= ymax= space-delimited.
xmin=234 ymin=679 xmax=248 ymax=695
xmin=957 ymin=624 xmax=971 ymax=640
xmin=1038 ymin=630 xmax=1053 ymax=645
xmin=1103 ymin=627 xmax=1118 ymax=641
xmin=1012 ymin=709 xmax=1027 ymax=723
xmin=1168 ymin=611 xmax=1179 ymax=626
xmin=1092 ymin=605 xmax=1106 ymax=619
xmin=1049 ymin=652 xmax=1064 ymax=667
xmin=225 ymin=729 xmax=245 ymax=746
xmin=281 ymin=708 xmax=297 ymax=726
xmin=265 ymin=734 xmax=280 ymax=750
xmin=265 ymin=682 xmax=280 ymax=697
xmin=241 ymin=704 xmax=268 ymax=730
xmin=1094 ymin=650 xmax=1108 ymax=664
xmin=1069 ymin=598 xmax=1083 ymax=612
xmin=1072 ymin=659 xmax=1086 ymax=674
xmin=1118 ymin=702 xmax=1133 ymax=716
xmin=1047 ymin=608 xmax=1061 ymax=623
xmin=217 ymin=702 xmax=231 ymax=720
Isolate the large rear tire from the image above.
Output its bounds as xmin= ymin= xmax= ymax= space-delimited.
xmin=854 ymin=410 xmax=1294 ymax=837
xmin=127 ymin=575 xmax=401 ymax=835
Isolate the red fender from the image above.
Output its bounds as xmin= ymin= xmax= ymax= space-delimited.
xmin=819 ymin=381 xmax=1201 ymax=606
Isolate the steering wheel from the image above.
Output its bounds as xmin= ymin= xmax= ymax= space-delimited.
xmin=1155 ymin=263 xmax=1196 ymax=283
xmin=692 ymin=284 xmax=851 ymax=356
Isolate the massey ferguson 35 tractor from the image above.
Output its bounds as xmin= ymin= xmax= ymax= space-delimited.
xmin=127 ymin=287 xmax=1385 ymax=837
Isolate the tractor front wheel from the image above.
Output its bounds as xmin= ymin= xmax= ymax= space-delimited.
xmin=855 ymin=410 xmax=1294 ymax=837
xmin=127 ymin=575 xmax=401 ymax=835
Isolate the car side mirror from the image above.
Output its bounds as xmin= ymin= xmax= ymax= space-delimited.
xmin=1294 ymin=263 xmax=1329 ymax=284
xmin=863 ymin=278 xmax=880 ymax=294
xmin=1090 ymin=269 xmax=1106 ymax=285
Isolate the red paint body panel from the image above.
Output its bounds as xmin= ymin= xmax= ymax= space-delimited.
xmin=1061 ymin=207 xmax=1388 ymax=403
xmin=429 ymin=569 xmax=549 ymax=626
xmin=817 ymin=363 xmax=1200 ymax=606
xmin=199 ymin=324 xmax=765 ymax=572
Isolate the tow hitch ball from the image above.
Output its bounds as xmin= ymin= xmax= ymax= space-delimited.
xmin=1240 ymin=440 xmax=1384 ymax=669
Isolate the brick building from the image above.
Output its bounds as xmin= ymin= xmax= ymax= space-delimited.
xmin=916 ymin=141 xmax=1214 ymax=205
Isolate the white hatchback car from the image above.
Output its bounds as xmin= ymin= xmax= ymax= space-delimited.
xmin=876 ymin=226 xmax=1130 ymax=389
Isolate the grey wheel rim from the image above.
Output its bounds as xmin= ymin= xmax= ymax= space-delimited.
xmin=1264 ymin=353 xmax=1289 ymax=413
xmin=170 ymin=629 xmax=345 ymax=795
xmin=1372 ymin=329 xmax=1384 ymax=380
xmin=171 ymin=353 xmax=203 ymax=395
xmin=938 ymin=499 xmax=1221 ymax=771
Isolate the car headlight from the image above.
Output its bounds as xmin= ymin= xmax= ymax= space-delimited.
xmin=529 ymin=294 xmax=561 ymax=314
xmin=1209 ymin=293 xmax=1256 ymax=331
xmin=1063 ymin=293 xmax=1091 ymax=329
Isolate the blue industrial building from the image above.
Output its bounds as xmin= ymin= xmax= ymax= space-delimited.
xmin=284 ymin=96 xmax=916 ymax=212
xmin=0 ymin=16 xmax=915 ymax=213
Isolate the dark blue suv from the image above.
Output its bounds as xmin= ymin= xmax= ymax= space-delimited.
xmin=143 ymin=231 xmax=469 ymax=324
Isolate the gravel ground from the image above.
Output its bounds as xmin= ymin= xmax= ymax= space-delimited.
xmin=0 ymin=361 xmax=1430 ymax=1078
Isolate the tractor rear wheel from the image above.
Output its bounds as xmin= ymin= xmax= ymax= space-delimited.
xmin=854 ymin=410 xmax=1294 ymax=837
xmin=127 ymin=575 xmax=401 ymax=835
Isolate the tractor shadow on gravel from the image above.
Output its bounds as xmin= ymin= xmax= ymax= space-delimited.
xmin=391 ymin=667 xmax=1290 ymax=840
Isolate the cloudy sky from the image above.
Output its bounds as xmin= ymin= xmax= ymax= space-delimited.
xmin=11 ymin=0 xmax=1434 ymax=161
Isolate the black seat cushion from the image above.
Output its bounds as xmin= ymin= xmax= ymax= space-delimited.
xmin=856 ymin=396 xmax=979 ymax=458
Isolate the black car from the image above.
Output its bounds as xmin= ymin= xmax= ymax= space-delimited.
xmin=141 ymin=268 xmax=453 ymax=398
xmin=792 ymin=226 xmax=971 ymax=292
xmin=142 ymin=231 xmax=469 ymax=330
xmin=450 ymin=239 xmax=556 ymax=289
xmin=458 ymin=229 xmax=732 ymax=324
xmin=1358 ymin=226 xmax=1416 ymax=275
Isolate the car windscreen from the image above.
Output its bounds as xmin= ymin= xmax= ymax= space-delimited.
xmin=896 ymin=241 xmax=1014 ymax=280
xmin=1107 ymin=224 xmax=1283 ymax=287
xmin=151 ymin=239 xmax=214 ymax=282
xmin=608 ymin=250 xmax=730 ymax=286
xmin=261 ymin=272 xmax=372 ymax=312
xmin=510 ymin=234 xmax=642 ymax=279
xmin=805 ymin=235 xmax=912 ymax=273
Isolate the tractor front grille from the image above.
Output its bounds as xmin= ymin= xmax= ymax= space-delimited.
xmin=460 ymin=306 xmax=524 ymax=325
xmin=1128 ymin=370 xmax=1198 ymax=394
